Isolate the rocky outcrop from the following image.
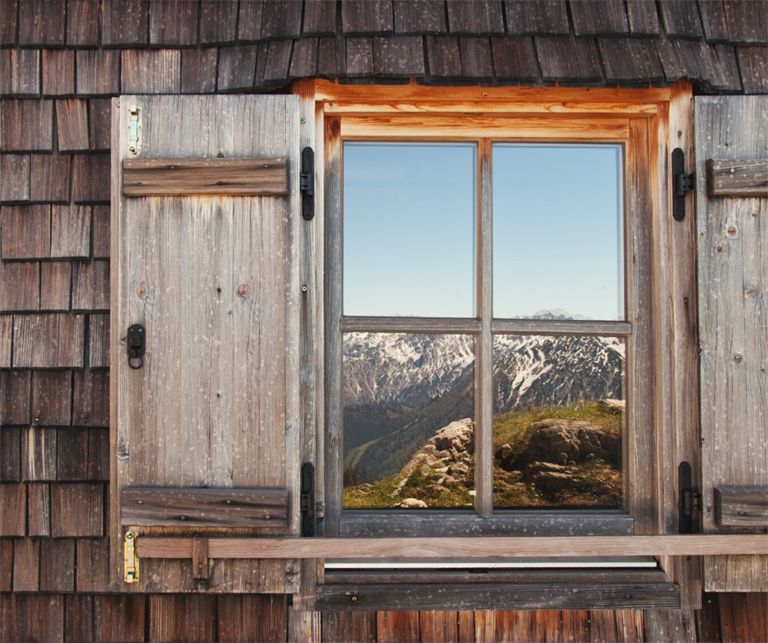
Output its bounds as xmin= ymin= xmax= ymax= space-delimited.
xmin=498 ymin=419 xmax=621 ymax=472
xmin=429 ymin=418 xmax=475 ymax=453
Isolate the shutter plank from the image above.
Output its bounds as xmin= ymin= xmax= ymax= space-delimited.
xmin=707 ymin=159 xmax=768 ymax=197
xmin=715 ymin=487 xmax=768 ymax=526
xmin=121 ymin=487 xmax=289 ymax=527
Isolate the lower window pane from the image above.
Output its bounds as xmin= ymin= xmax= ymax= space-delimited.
xmin=493 ymin=335 xmax=625 ymax=509
xmin=343 ymin=333 xmax=475 ymax=509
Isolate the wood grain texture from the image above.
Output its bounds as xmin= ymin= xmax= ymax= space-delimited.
xmin=181 ymin=48 xmax=218 ymax=94
xmin=73 ymin=153 xmax=111 ymax=203
xmin=18 ymin=0 xmax=65 ymax=47
xmin=0 ymin=154 xmax=30 ymax=202
xmin=626 ymin=0 xmax=661 ymax=36
xmin=322 ymin=611 xmax=376 ymax=642
xmin=149 ymin=595 xmax=216 ymax=643
xmin=89 ymin=98 xmax=112 ymax=151
xmin=718 ymin=592 xmax=768 ymax=643
xmin=491 ymin=37 xmax=539 ymax=82
xmin=304 ymin=0 xmax=338 ymax=36
xmin=504 ymin=1 xmax=568 ymax=36
xmin=697 ymin=96 xmax=768 ymax=592
xmin=459 ymin=37 xmax=493 ymax=81
xmin=21 ymin=427 xmax=57 ymax=481
xmin=51 ymin=204 xmax=90 ymax=258
xmin=261 ymin=0 xmax=303 ymax=40
xmin=217 ymin=45 xmax=258 ymax=92
xmin=31 ymin=370 xmax=72 ymax=425
xmin=315 ymin=582 xmax=679 ymax=611
xmin=29 ymin=153 xmax=70 ymax=203
xmin=237 ymin=0 xmax=264 ymax=42
xmin=64 ymin=595 xmax=93 ymax=643
xmin=219 ymin=595 xmax=287 ymax=643
xmin=88 ymin=313 xmax=110 ymax=368
xmin=374 ymin=35 xmax=425 ymax=77
xmin=149 ymin=0 xmax=198 ymax=47
xmin=570 ymin=0 xmax=629 ymax=36
xmin=12 ymin=539 xmax=39 ymax=591
xmin=92 ymin=205 xmax=110 ymax=258
xmin=0 ymin=427 xmax=20 ymax=481
xmin=77 ymin=538 xmax=112 ymax=593
xmin=1 ymin=100 xmax=53 ymax=151
xmin=659 ymin=1 xmax=703 ymax=39
xmin=199 ymin=0 xmax=238 ymax=45
xmin=536 ymin=36 xmax=603 ymax=82
xmin=426 ymin=36 xmax=462 ymax=82
xmin=122 ymin=157 xmax=288 ymax=196
xmin=50 ymin=482 xmax=103 ymax=537
xmin=737 ymin=47 xmax=768 ymax=95
xmin=378 ymin=611 xmax=419 ymax=642
xmin=102 ymin=0 xmax=149 ymax=47
xmin=12 ymin=314 xmax=84 ymax=368
xmin=39 ymin=538 xmax=74 ymax=592
xmin=67 ymin=0 xmax=100 ymax=47
xmin=0 ymin=482 xmax=26 ymax=535
xmin=0 ymin=539 xmax=12 ymax=591
xmin=290 ymin=38 xmax=319 ymax=79
xmin=121 ymin=487 xmax=289 ymax=527
xmin=42 ymin=50 xmax=74 ymax=97
xmin=446 ymin=0 xmax=504 ymax=35
xmin=76 ymin=50 xmax=120 ymax=96
xmin=56 ymin=99 xmax=89 ymax=151
xmin=0 ymin=49 xmax=40 ymax=97
xmin=724 ymin=0 xmax=768 ymax=45
xmin=715 ymin=487 xmax=768 ymax=526
xmin=0 ymin=595 xmax=64 ymax=643
xmin=0 ymin=261 xmax=40 ymax=311
xmin=121 ymin=49 xmax=181 ymax=94
xmin=1 ymin=205 xmax=50 ymax=258
xmin=318 ymin=36 xmax=347 ymax=78
xmin=71 ymin=259 xmax=110 ymax=310
xmin=342 ymin=0 xmax=393 ymax=36
xmin=56 ymin=428 xmax=89 ymax=480
xmin=0 ymin=318 xmax=13 ymax=368
xmin=0 ymin=1 xmax=18 ymax=47
xmin=599 ymin=38 xmax=664 ymax=83
xmin=707 ymin=159 xmax=768 ymax=196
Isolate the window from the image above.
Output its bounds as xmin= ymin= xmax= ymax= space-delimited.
xmin=325 ymin=112 xmax=655 ymax=538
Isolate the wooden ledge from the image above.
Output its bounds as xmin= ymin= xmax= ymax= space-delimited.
xmin=134 ymin=535 xmax=768 ymax=560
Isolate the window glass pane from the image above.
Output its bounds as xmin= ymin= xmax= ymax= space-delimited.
xmin=343 ymin=143 xmax=475 ymax=317
xmin=493 ymin=144 xmax=624 ymax=321
xmin=493 ymin=335 xmax=625 ymax=509
xmin=343 ymin=332 xmax=475 ymax=509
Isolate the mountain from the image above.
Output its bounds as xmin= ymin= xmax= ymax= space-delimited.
xmin=342 ymin=320 xmax=624 ymax=483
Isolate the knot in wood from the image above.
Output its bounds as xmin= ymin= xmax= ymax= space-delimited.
xmin=136 ymin=283 xmax=147 ymax=298
xmin=726 ymin=224 xmax=738 ymax=236
xmin=733 ymin=353 xmax=743 ymax=364
xmin=237 ymin=284 xmax=249 ymax=297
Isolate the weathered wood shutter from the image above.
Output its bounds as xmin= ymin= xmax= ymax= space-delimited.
xmin=697 ymin=96 xmax=768 ymax=591
xmin=110 ymin=95 xmax=301 ymax=591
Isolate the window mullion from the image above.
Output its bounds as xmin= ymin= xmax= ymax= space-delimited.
xmin=475 ymin=138 xmax=493 ymax=518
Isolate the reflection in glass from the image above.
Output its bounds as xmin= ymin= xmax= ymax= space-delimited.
xmin=343 ymin=333 xmax=475 ymax=509
xmin=493 ymin=144 xmax=624 ymax=321
xmin=343 ymin=143 xmax=475 ymax=318
xmin=492 ymin=335 xmax=625 ymax=509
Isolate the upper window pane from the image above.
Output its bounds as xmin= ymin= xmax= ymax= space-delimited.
xmin=343 ymin=143 xmax=475 ymax=317
xmin=493 ymin=144 xmax=624 ymax=321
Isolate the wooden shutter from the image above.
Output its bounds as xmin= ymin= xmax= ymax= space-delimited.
xmin=110 ymin=95 xmax=301 ymax=592
xmin=697 ymin=96 xmax=768 ymax=591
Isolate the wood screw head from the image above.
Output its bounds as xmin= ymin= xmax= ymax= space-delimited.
xmin=739 ymin=511 xmax=746 ymax=515
xmin=624 ymin=594 xmax=631 ymax=599
xmin=137 ymin=500 xmax=143 ymax=504
xmin=180 ymin=516 xmax=186 ymax=520
xmin=352 ymin=596 xmax=357 ymax=601
xmin=226 ymin=499 xmax=231 ymax=504
xmin=301 ymin=117 xmax=306 ymax=124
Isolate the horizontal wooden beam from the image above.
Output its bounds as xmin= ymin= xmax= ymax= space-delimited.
xmin=121 ymin=487 xmax=289 ymax=528
xmin=324 ymin=101 xmax=658 ymax=117
xmin=313 ymin=79 xmax=671 ymax=107
xmin=134 ymin=535 xmax=768 ymax=560
xmin=707 ymin=159 xmax=768 ymax=197
xmin=715 ymin=487 xmax=768 ymax=526
xmin=314 ymin=581 xmax=680 ymax=611
xmin=122 ymin=157 xmax=288 ymax=196
xmin=339 ymin=316 xmax=482 ymax=334
xmin=492 ymin=319 xmax=632 ymax=336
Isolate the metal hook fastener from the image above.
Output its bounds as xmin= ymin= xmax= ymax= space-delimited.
xmin=127 ymin=324 xmax=145 ymax=370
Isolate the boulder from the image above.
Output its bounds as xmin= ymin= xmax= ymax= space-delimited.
xmin=398 ymin=498 xmax=427 ymax=508
xmin=599 ymin=399 xmax=626 ymax=414
xmin=508 ymin=419 xmax=620 ymax=470
xmin=429 ymin=418 xmax=475 ymax=454
xmin=524 ymin=461 xmax=580 ymax=496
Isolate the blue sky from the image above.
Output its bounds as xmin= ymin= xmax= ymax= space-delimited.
xmin=343 ymin=142 xmax=624 ymax=321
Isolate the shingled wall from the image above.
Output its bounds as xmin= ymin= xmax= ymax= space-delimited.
xmin=0 ymin=1 xmax=767 ymax=641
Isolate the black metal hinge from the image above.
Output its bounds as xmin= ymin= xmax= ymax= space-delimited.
xmin=300 ymin=147 xmax=314 ymax=221
xmin=301 ymin=462 xmax=316 ymax=536
xmin=672 ymin=148 xmax=695 ymax=222
xmin=679 ymin=461 xmax=701 ymax=534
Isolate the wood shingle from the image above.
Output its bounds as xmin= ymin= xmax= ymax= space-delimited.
xmin=0 ymin=482 xmax=26 ymax=536
xmin=737 ymin=47 xmax=768 ymax=94
xmin=65 ymin=595 xmax=94 ymax=643
xmin=0 ymin=370 xmax=31 ymax=425
xmin=181 ymin=48 xmax=219 ymax=94
xmin=89 ymin=99 xmax=112 ymax=151
xmin=39 ymin=538 xmax=74 ymax=592
xmin=77 ymin=540 xmax=112 ymax=594
xmin=0 ymin=49 xmax=41 ymax=98
xmin=290 ymin=38 xmax=320 ymax=80
xmin=1 ymin=100 xmax=53 ymax=151
xmin=57 ymin=428 xmax=89 ymax=480
xmin=51 ymin=204 xmax=91 ymax=258
xmin=31 ymin=370 xmax=72 ymax=426
xmin=625 ymin=0 xmax=661 ymax=36
xmin=0 ymin=154 xmax=31 ymax=203
xmin=40 ymin=262 xmax=73 ymax=311
xmin=698 ymin=0 xmax=730 ymax=43
xmin=76 ymin=50 xmax=120 ymax=96
xmin=66 ymin=0 xmax=101 ymax=48
xmin=0 ymin=427 xmax=20 ymax=481
xmin=347 ymin=37 xmax=374 ymax=77
xmin=121 ymin=49 xmax=181 ymax=94
xmin=72 ymin=154 xmax=111 ymax=203
xmin=71 ymin=260 xmax=110 ymax=311
xmin=261 ymin=0 xmax=304 ymax=41
xmin=655 ymin=38 xmax=740 ymax=91
xmin=304 ymin=0 xmax=338 ymax=37
xmin=0 ymin=1 xmax=18 ymax=47
xmin=73 ymin=370 xmax=110 ymax=426
xmin=42 ymin=50 xmax=75 ymax=97
xmin=343 ymin=0 xmax=394 ymax=36
xmin=149 ymin=0 xmax=199 ymax=47
xmin=426 ymin=36 xmax=462 ymax=82
xmin=0 ymin=595 xmax=65 ymax=643
xmin=318 ymin=36 xmax=347 ymax=78
xmin=12 ymin=313 xmax=85 ymax=368
xmin=237 ymin=0 xmax=264 ymax=43
xmin=55 ymin=99 xmax=89 ymax=152
xmin=263 ymin=39 xmax=294 ymax=85
xmin=18 ymin=0 xmax=66 ymax=48
xmin=492 ymin=37 xmax=539 ymax=82
xmin=374 ymin=36 xmax=425 ymax=78
xmin=724 ymin=0 xmax=768 ymax=45
xmin=570 ymin=0 xmax=629 ymax=37
xmin=149 ymin=596 xmax=217 ymax=643
xmin=446 ymin=0 xmax=504 ymax=36
xmin=92 ymin=206 xmax=110 ymax=258
xmin=102 ymin=0 xmax=150 ymax=48
xmin=0 ymin=540 xmax=11 ymax=591
xmin=537 ymin=36 xmax=603 ymax=83
xmin=12 ymin=539 xmax=39 ymax=590
xmin=394 ymin=0 xmax=447 ymax=35
xmin=659 ymin=0 xmax=703 ymax=40
xmin=199 ymin=0 xmax=238 ymax=46
xmin=29 ymin=154 xmax=71 ymax=203
xmin=0 ymin=261 xmax=40 ymax=311
xmin=22 ymin=427 xmax=57 ymax=481
xmin=0 ymin=317 xmax=11 ymax=367
xmin=217 ymin=45 xmax=258 ymax=92
xmin=1 ymin=205 xmax=51 ymax=260
xmin=50 ymin=482 xmax=104 ymax=537
xmin=27 ymin=482 xmax=51 ymax=536
xmin=505 ymin=1 xmax=570 ymax=36
xmin=459 ymin=37 xmax=494 ymax=81
xmin=219 ymin=595 xmax=288 ymax=642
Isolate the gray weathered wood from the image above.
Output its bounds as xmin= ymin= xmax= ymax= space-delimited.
xmin=715 ymin=487 xmax=768 ymax=526
xmin=0 ymin=154 xmax=30 ymax=202
xmin=112 ymin=95 xmax=300 ymax=592
xmin=0 ymin=49 xmax=40 ymax=98
xmin=707 ymin=159 xmax=768 ymax=197
xmin=29 ymin=153 xmax=70 ymax=203
xmin=697 ymin=95 xmax=768 ymax=592
xmin=340 ymin=316 xmax=481 ymax=334
xmin=0 ymin=262 xmax=39 ymax=312
xmin=76 ymin=50 xmax=120 ymax=96
xmin=492 ymin=319 xmax=632 ymax=336
xmin=122 ymin=158 xmax=288 ymax=196
xmin=12 ymin=314 xmax=84 ymax=368
xmin=89 ymin=314 xmax=110 ymax=368
xmin=121 ymin=487 xmax=289 ymax=527
xmin=51 ymin=204 xmax=91 ymax=258
xmin=314 ymin=582 xmax=680 ymax=611
xmin=121 ymin=49 xmax=181 ymax=95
